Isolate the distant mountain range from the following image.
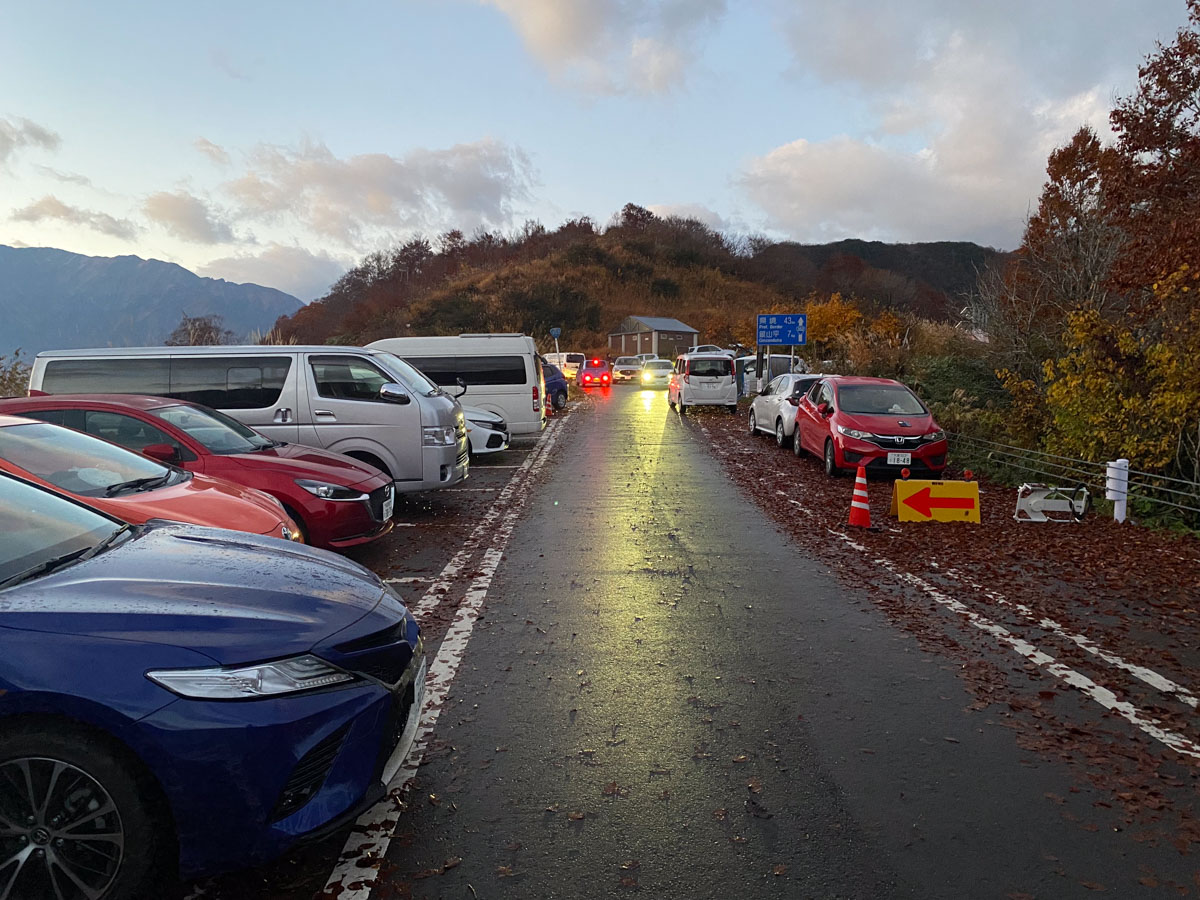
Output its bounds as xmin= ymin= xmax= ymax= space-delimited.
xmin=0 ymin=246 xmax=303 ymax=358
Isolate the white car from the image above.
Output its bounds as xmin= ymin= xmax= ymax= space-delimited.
xmin=635 ymin=353 xmax=658 ymax=363
xmin=668 ymin=353 xmax=738 ymax=414
xmin=612 ymin=357 xmax=643 ymax=383
xmin=687 ymin=344 xmax=730 ymax=355
xmin=462 ymin=405 xmax=509 ymax=455
xmin=748 ymin=373 xmax=823 ymax=447
xmin=639 ymin=358 xmax=673 ymax=388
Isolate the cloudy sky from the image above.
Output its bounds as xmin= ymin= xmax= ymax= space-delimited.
xmin=0 ymin=1 xmax=1188 ymax=301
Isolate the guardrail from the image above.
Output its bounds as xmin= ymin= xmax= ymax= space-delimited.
xmin=947 ymin=432 xmax=1200 ymax=522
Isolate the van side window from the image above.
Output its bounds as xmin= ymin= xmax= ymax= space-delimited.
xmin=404 ymin=356 xmax=526 ymax=387
xmin=41 ymin=358 xmax=169 ymax=395
xmin=169 ymin=357 xmax=292 ymax=409
xmin=403 ymin=356 xmax=458 ymax=387
xmin=310 ymin=356 xmax=392 ymax=402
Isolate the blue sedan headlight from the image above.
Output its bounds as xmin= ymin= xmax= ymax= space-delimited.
xmin=147 ymin=654 xmax=355 ymax=699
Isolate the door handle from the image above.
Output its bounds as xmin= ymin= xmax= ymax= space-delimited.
xmin=314 ymin=409 xmax=337 ymax=419
xmin=273 ymin=407 xmax=292 ymax=423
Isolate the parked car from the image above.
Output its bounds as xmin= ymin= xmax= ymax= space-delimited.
xmin=545 ymin=351 xmax=585 ymax=380
xmin=576 ymin=358 xmax=611 ymax=387
xmin=635 ymin=353 xmax=658 ymax=364
xmin=612 ymin=357 xmax=643 ymax=384
xmin=0 ymin=413 xmax=300 ymax=541
xmin=0 ymin=395 xmax=394 ymax=549
xmin=539 ymin=359 xmax=569 ymax=410
xmin=462 ymin=404 xmax=511 ymax=455
xmin=793 ymin=376 xmax=949 ymax=476
xmin=0 ymin=471 xmax=425 ymax=891
xmin=639 ymin=358 xmax=673 ymax=388
xmin=366 ymin=333 xmax=545 ymax=435
xmin=687 ymin=344 xmax=729 ymax=355
xmin=668 ymin=353 xmax=738 ymax=414
xmin=29 ymin=345 xmax=469 ymax=493
xmin=748 ymin=374 xmax=824 ymax=447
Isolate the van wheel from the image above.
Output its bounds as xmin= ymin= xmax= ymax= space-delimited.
xmin=347 ymin=452 xmax=391 ymax=480
xmin=0 ymin=722 xmax=172 ymax=900
xmin=748 ymin=410 xmax=758 ymax=434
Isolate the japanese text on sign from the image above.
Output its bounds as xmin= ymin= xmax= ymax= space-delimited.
xmin=756 ymin=314 xmax=807 ymax=346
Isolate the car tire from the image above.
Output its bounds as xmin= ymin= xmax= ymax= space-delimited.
xmin=669 ymin=398 xmax=676 ymax=410
xmin=0 ymin=722 xmax=171 ymax=900
xmin=552 ymin=390 xmax=567 ymax=410
xmin=728 ymin=405 xmax=738 ymax=415
xmin=775 ymin=420 xmax=786 ymax=448
xmin=748 ymin=410 xmax=757 ymax=434
xmin=824 ymin=439 xmax=840 ymax=477
xmin=793 ymin=430 xmax=805 ymax=457
xmin=679 ymin=403 xmax=687 ymax=416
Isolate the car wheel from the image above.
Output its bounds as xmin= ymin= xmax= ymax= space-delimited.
xmin=824 ymin=439 xmax=840 ymax=477
xmin=552 ymin=390 xmax=567 ymax=410
xmin=793 ymin=430 xmax=805 ymax=457
xmin=668 ymin=398 xmax=676 ymax=410
xmin=775 ymin=420 xmax=786 ymax=448
xmin=748 ymin=410 xmax=757 ymax=434
xmin=679 ymin=403 xmax=687 ymax=416
xmin=728 ymin=405 xmax=738 ymax=415
xmin=0 ymin=723 xmax=170 ymax=900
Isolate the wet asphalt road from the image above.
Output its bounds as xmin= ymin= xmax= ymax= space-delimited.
xmin=369 ymin=387 xmax=1194 ymax=899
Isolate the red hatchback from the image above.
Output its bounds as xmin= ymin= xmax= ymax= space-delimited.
xmin=0 ymin=395 xmax=395 ymax=550
xmin=793 ymin=376 xmax=948 ymax=477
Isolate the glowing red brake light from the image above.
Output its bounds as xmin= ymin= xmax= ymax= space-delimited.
xmin=583 ymin=375 xmax=591 ymax=382
xmin=592 ymin=359 xmax=602 ymax=366
xmin=601 ymin=374 xmax=610 ymax=383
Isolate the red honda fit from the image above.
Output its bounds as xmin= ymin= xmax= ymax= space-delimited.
xmin=794 ymin=376 xmax=949 ymax=476
xmin=0 ymin=395 xmax=394 ymax=550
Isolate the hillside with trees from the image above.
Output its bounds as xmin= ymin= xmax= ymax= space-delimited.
xmin=271 ymin=210 xmax=1007 ymax=354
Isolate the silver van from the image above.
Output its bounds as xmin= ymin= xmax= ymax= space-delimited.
xmin=28 ymin=345 xmax=468 ymax=493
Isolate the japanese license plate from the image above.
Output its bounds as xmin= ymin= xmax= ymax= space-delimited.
xmin=382 ymin=487 xmax=394 ymax=520
xmin=887 ymin=452 xmax=912 ymax=466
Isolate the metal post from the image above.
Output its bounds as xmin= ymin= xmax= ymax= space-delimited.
xmin=790 ymin=345 xmax=795 ymax=372
xmin=554 ymin=337 xmax=560 ymax=358
xmin=1105 ymin=458 xmax=1130 ymax=524
xmin=764 ymin=349 xmax=770 ymax=393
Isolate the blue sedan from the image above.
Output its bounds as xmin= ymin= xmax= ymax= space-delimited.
xmin=0 ymin=472 xmax=424 ymax=895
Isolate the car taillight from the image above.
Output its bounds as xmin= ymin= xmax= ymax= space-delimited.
xmin=787 ymin=396 xmax=800 ymax=406
xmin=592 ymin=359 xmax=602 ymax=366
xmin=533 ymin=384 xmax=540 ymax=411
xmin=602 ymin=374 xmax=610 ymax=383
xmin=584 ymin=375 xmax=591 ymax=382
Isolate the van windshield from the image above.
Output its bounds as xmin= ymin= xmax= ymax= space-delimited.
xmin=374 ymin=352 xmax=442 ymax=397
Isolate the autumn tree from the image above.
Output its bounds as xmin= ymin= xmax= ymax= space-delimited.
xmin=165 ymin=313 xmax=236 ymax=346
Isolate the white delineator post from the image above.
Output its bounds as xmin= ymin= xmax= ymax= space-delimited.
xmin=1106 ymin=458 xmax=1130 ymax=523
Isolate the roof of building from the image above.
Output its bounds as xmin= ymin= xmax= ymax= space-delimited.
xmin=613 ymin=316 xmax=698 ymax=334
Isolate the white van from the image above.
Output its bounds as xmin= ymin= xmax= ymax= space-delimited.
xmin=29 ymin=345 xmax=469 ymax=493
xmin=366 ymin=334 xmax=546 ymax=435
xmin=544 ymin=352 xmax=585 ymax=380
xmin=668 ymin=353 xmax=739 ymax=415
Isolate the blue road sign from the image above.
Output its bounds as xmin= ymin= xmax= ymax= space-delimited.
xmin=549 ymin=327 xmax=562 ymax=339
xmin=756 ymin=313 xmax=807 ymax=346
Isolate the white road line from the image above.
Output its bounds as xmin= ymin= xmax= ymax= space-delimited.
xmin=942 ymin=569 xmax=1199 ymax=710
xmin=383 ymin=577 xmax=429 ymax=584
xmin=830 ymin=529 xmax=1200 ymax=760
xmin=321 ymin=420 xmax=563 ymax=900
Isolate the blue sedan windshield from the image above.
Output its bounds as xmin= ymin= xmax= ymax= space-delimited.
xmin=0 ymin=476 xmax=118 ymax=584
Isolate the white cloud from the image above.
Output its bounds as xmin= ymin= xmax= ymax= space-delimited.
xmin=194 ymin=137 xmax=231 ymax=166
xmin=481 ymin=0 xmax=724 ymax=93
xmin=199 ymin=244 xmax=349 ymax=302
xmin=34 ymin=166 xmax=91 ymax=186
xmin=222 ymin=138 xmax=534 ymax=244
xmin=143 ymin=190 xmax=234 ymax=244
xmin=11 ymin=195 xmax=138 ymax=240
xmin=0 ymin=117 xmax=59 ymax=164
xmin=647 ymin=202 xmax=728 ymax=230
xmin=742 ymin=0 xmax=1179 ymax=247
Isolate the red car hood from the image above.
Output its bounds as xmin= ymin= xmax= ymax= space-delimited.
xmin=224 ymin=443 xmax=388 ymax=489
xmin=837 ymin=411 xmax=939 ymax=435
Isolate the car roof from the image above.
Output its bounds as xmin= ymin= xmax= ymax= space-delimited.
xmin=0 ymin=414 xmax=35 ymax=428
xmin=825 ymin=376 xmax=905 ymax=386
xmin=4 ymin=393 xmax=177 ymax=410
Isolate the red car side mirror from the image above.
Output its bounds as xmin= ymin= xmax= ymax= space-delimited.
xmin=142 ymin=443 xmax=179 ymax=463
xmin=817 ymin=402 xmax=831 ymax=417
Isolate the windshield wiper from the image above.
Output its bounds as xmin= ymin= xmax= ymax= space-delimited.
xmin=80 ymin=523 xmax=134 ymax=560
xmin=0 ymin=546 xmax=93 ymax=590
xmin=104 ymin=472 xmax=173 ymax=496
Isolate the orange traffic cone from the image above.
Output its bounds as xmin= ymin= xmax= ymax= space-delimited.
xmin=848 ymin=465 xmax=872 ymax=528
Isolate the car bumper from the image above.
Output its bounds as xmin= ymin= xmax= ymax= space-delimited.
xmin=136 ymin=654 xmax=426 ymax=879
xmin=468 ymin=427 xmax=511 ymax=455
xmin=612 ymin=371 xmax=641 ymax=382
xmin=310 ymin=483 xmax=396 ymax=549
xmin=835 ymin=436 xmax=949 ymax=473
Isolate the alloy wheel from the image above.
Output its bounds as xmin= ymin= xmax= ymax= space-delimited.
xmin=0 ymin=757 xmax=125 ymax=900
xmin=748 ymin=411 xmax=757 ymax=434
xmin=775 ymin=421 xmax=785 ymax=447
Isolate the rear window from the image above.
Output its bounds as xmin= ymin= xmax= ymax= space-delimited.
xmin=688 ymin=358 xmax=731 ymax=378
xmin=41 ymin=358 xmax=169 ymax=395
xmin=566 ymin=354 xmax=585 ymax=364
xmin=614 ymin=358 xmax=639 ymax=366
xmin=837 ymin=384 xmax=926 ymax=415
xmin=646 ymin=361 xmax=672 ymax=370
xmin=792 ymin=377 xmax=818 ymax=396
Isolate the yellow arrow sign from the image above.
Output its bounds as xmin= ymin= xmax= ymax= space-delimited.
xmin=889 ymin=480 xmax=980 ymax=523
